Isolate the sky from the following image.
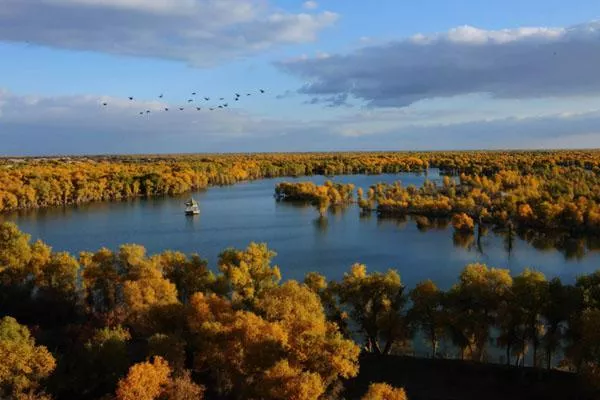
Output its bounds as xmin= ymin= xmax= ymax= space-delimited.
xmin=1 ymin=0 xmax=600 ymax=155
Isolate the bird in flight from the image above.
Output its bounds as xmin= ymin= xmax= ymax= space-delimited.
xmin=196 ymin=107 xmax=201 ymax=111
xmin=209 ymin=108 xmax=214 ymax=111
xmin=246 ymin=93 xmax=251 ymax=96
xmin=165 ymin=108 xmax=169 ymax=111
xmin=223 ymin=103 xmax=228 ymax=107
xmin=260 ymin=89 xmax=265 ymax=93
xmin=128 ymin=97 xmax=134 ymax=101
xmin=159 ymin=94 xmax=164 ymax=98
xmin=188 ymin=99 xmax=193 ymax=103
xmin=102 ymin=102 xmax=108 ymax=106
xmin=146 ymin=110 xmax=151 ymax=114
xmin=204 ymin=97 xmax=210 ymax=101
xmin=179 ymin=107 xmax=184 ymax=111
xmin=139 ymin=111 xmax=143 ymax=115
xmin=192 ymin=92 xmax=197 ymax=96
xmin=219 ymin=97 xmax=224 ymax=101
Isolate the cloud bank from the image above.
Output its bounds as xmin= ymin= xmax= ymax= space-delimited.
xmin=279 ymin=21 xmax=600 ymax=107
xmin=1 ymin=90 xmax=599 ymax=155
xmin=0 ymin=0 xmax=338 ymax=65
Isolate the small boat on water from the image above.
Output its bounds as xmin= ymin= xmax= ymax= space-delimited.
xmin=184 ymin=198 xmax=200 ymax=215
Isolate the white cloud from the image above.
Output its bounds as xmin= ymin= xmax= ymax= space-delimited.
xmin=278 ymin=21 xmax=600 ymax=107
xmin=0 ymin=0 xmax=338 ymax=65
xmin=303 ymin=1 xmax=318 ymax=10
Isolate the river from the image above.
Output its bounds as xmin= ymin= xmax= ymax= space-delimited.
xmin=3 ymin=169 xmax=600 ymax=289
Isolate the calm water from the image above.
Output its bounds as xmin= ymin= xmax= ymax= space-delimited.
xmin=3 ymin=170 xmax=600 ymax=289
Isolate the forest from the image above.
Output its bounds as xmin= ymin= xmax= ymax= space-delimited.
xmin=1 ymin=221 xmax=600 ymax=399
xmin=1 ymin=151 xmax=599 ymax=217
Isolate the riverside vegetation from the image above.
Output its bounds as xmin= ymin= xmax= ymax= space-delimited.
xmin=1 ymin=222 xmax=600 ymax=399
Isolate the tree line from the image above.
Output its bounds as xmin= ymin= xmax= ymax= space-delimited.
xmin=2 ymin=150 xmax=599 ymax=214
xmin=1 ymin=222 xmax=600 ymax=399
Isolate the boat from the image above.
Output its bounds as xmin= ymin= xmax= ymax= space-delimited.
xmin=184 ymin=198 xmax=200 ymax=215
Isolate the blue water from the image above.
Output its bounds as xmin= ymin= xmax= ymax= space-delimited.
xmin=3 ymin=170 xmax=600 ymax=289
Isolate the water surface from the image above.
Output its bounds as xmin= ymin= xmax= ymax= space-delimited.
xmin=3 ymin=170 xmax=600 ymax=288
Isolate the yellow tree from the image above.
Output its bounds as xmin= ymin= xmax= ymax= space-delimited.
xmin=218 ymin=243 xmax=281 ymax=306
xmin=361 ymin=383 xmax=408 ymax=400
xmin=409 ymin=280 xmax=445 ymax=358
xmin=335 ymin=264 xmax=409 ymax=355
xmin=0 ymin=316 xmax=56 ymax=398
xmin=80 ymin=248 xmax=120 ymax=314
xmin=188 ymin=288 xmax=359 ymax=399
xmin=450 ymin=264 xmax=512 ymax=362
xmin=255 ymin=281 xmax=360 ymax=389
xmin=116 ymin=356 xmax=171 ymax=400
xmin=0 ymin=222 xmax=32 ymax=285
xmin=156 ymin=251 xmax=216 ymax=303
xmin=451 ymin=213 xmax=475 ymax=233
xmin=512 ymin=269 xmax=548 ymax=367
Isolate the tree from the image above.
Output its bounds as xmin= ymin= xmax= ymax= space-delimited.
xmin=36 ymin=251 xmax=80 ymax=298
xmin=218 ymin=242 xmax=281 ymax=306
xmin=335 ymin=264 xmax=409 ymax=355
xmin=80 ymin=248 xmax=120 ymax=314
xmin=542 ymin=278 xmax=579 ymax=369
xmin=450 ymin=264 xmax=512 ymax=362
xmin=163 ymin=371 xmax=205 ymax=400
xmin=361 ymin=383 xmax=408 ymax=400
xmin=0 ymin=316 xmax=56 ymax=398
xmin=409 ymin=280 xmax=445 ymax=358
xmin=452 ymin=213 xmax=475 ymax=233
xmin=148 ymin=334 xmax=186 ymax=374
xmin=255 ymin=281 xmax=359 ymax=389
xmin=0 ymin=222 xmax=32 ymax=285
xmin=116 ymin=356 xmax=171 ymax=400
xmin=187 ymin=290 xmax=358 ymax=399
xmin=512 ymin=269 xmax=548 ymax=367
xmin=83 ymin=326 xmax=132 ymax=397
xmin=157 ymin=251 xmax=216 ymax=303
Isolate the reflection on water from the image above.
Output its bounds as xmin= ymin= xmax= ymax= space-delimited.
xmin=2 ymin=170 xmax=600 ymax=289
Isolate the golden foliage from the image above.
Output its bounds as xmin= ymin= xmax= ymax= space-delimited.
xmin=116 ymin=356 xmax=171 ymax=400
xmin=0 ymin=317 xmax=56 ymax=398
xmin=362 ymin=383 xmax=408 ymax=400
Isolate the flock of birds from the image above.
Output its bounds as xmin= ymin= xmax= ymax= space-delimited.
xmin=100 ymin=89 xmax=266 ymax=115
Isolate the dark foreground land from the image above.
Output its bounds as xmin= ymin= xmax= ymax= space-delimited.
xmin=345 ymin=355 xmax=593 ymax=400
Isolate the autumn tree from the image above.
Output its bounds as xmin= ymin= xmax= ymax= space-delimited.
xmin=451 ymin=213 xmax=475 ymax=233
xmin=116 ymin=356 xmax=171 ymax=400
xmin=0 ymin=222 xmax=32 ymax=286
xmin=218 ymin=242 xmax=281 ymax=306
xmin=512 ymin=269 xmax=548 ymax=367
xmin=448 ymin=264 xmax=512 ymax=361
xmin=187 ymin=287 xmax=359 ymax=399
xmin=361 ymin=383 xmax=408 ymax=400
xmin=409 ymin=280 xmax=445 ymax=358
xmin=335 ymin=264 xmax=409 ymax=355
xmin=156 ymin=251 xmax=216 ymax=303
xmin=0 ymin=316 xmax=56 ymax=398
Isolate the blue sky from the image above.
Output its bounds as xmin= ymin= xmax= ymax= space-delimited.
xmin=1 ymin=0 xmax=600 ymax=155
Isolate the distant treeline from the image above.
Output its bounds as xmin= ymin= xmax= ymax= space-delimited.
xmin=1 ymin=150 xmax=599 ymax=213
xmin=2 ymin=221 xmax=600 ymax=399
